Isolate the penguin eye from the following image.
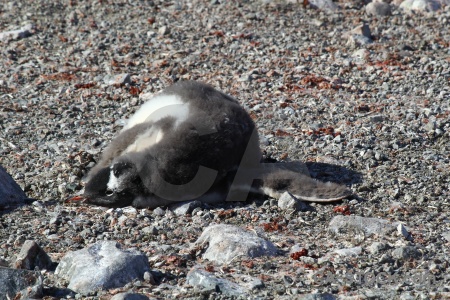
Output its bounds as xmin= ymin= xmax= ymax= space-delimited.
xmin=105 ymin=189 xmax=114 ymax=196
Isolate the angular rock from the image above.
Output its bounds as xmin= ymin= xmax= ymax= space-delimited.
xmin=369 ymin=242 xmax=389 ymax=254
xmin=329 ymin=215 xmax=399 ymax=236
xmin=168 ymin=200 xmax=202 ymax=216
xmin=13 ymin=240 xmax=53 ymax=271
xmin=397 ymin=223 xmax=413 ymax=241
xmin=366 ymin=0 xmax=392 ymax=16
xmin=392 ymin=246 xmax=422 ymax=260
xmin=194 ymin=224 xmax=278 ymax=264
xmin=0 ymin=24 xmax=33 ymax=41
xmin=186 ymin=265 xmax=247 ymax=297
xmin=103 ymin=73 xmax=131 ymax=86
xmin=0 ymin=165 xmax=27 ymax=208
xmin=0 ymin=267 xmax=43 ymax=299
xmin=278 ymin=192 xmax=309 ymax=211
xmin=111 ymin=292 xmax=150 ymax=300
xmin=55 ymin=241 xmax=151 ymax=294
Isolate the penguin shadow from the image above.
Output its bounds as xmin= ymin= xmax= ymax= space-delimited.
xmin=304 ymin=161 xmax=363 ymax=187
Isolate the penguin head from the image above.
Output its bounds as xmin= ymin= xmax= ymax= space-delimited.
xmin=84 ymin=161 xmax=144 ymax=208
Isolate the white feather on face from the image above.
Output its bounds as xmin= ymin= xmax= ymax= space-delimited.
xmin=123 ymin=94 xmax=190 ymax=131
xmin=106 ymin=167 xmax=120 ymax=192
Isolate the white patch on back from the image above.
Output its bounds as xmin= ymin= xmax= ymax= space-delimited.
xmin=123 ymin=127 xmax=162 ymax=154
xmin=107 ymin=168 xmax=120 ymax=191
xmin=123 ymin=94 xmax=190 ymax=131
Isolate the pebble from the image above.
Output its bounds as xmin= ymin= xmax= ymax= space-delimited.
xmin=308 ymin=0 xmax=340 ymax=12
xmin=278 ymin=192 xmax=309 ymax=211
xmin=103 ymin=74 xmax=131 ymax=86
xmin=334 ymin=246 xmax=362 ymax=257
xmin=0 ymin=24 xmax=33 ymax=40
xmin=186 ymin=265 xmax=248 ymax=297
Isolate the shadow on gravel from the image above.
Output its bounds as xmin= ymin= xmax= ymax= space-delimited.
xmin=304 ymin=162 xmax=363 ymax=186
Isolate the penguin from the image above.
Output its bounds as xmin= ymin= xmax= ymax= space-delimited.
xmin=83 ymin=81 xmax=351 ymax=208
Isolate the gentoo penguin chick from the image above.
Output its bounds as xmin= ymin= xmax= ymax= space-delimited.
xmin=83 ymin=81 xmax=351 ymax=208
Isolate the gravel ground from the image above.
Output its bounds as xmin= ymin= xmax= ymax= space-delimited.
xmin=1 ymin=0 xmax=450 ymax=299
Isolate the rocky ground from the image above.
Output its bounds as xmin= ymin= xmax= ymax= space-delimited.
xmin=1 ymin=0 xmax=449 ymax=299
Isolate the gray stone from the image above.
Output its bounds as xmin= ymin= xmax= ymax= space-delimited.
xmin=103 ymin=73 xmax=131 ymax=86
xmin=442 ymin=231 xmax=450 ymax=242
xmin=168 ymin=200 xmax=202 ymax=216
xmin=55 ymin=241 xmax=151 ymax=294
xmin=152 ymin=207 xmax=166 ymax=216
xmin=366 ymin=0 xmax=392 ymax=16
xmin=110 ymin=292 xmax=150 ymax=300
xmin=158 ymin=26 xmax=170 ymax=36
xmin=0 ymin=24 xmax=33 ymax=41
xmin=334 ymin=246 xmax=362 ymax=257
xmin=0 ymin=267 xmax=43 ymax=300
xmin=186 ymin=265 xmax=247 ymax=297
xmin=299 ymin=293 xmax=336 ymax=300
xmin=308 ymin=0 xmax=340 ymax=12
xmin=194 ymin=224 xmax=278 ymax=264
xmin=278 ymin=192 xmax=309 ymax=211
xmin=392 ymin=246 xmax=422 ymax=260
xmin=397 ymin=223 xmax=413 ymax=241
xmin=369 ymin=242 xmax=389 ymax=254
xmin=0 ymin=165 xmax=27 ymax=208
xmin=399 ymin=0 xmax=442 ymax=12
xmin=329 ymin=215 xmax=399 ymax=236
xmin=13 ymin=240 xmax=53 ymax=270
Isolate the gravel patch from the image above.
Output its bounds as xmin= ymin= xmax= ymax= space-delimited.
xmin=1 ymin=0 xmax=449 ymax=298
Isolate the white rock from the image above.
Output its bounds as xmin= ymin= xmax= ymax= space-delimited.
xmin=194 ymin=224 xmax=278 ymax=264
xmin=55 ymin=241 xmax=151 ymax=294
xmin=366 ymin=0 xmax=392 ymax=16
xmin=308 ymin=0 xmax=340 ymax=12
xmin=399 ymin=0 xmax=444 ymax=12
xmin=334 ymin=246 xmax=362 ymax=256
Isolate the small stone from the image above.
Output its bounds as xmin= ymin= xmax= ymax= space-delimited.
xmin=300 ymin=293 xmax=336 ymax=300
xmin=391 ymin=246 xmax=422 ymax=260
xmin=397 ymin=223 xmax=413 ymax=241
xmin=153 ymin=207 xmax=166 ymax=216
xmin=103 ymin=74 xmax=131 ymax=86
xmin=158 ymin=26 xmax=170 ymax=36
xmin=366 ymin=0 xmax=392 ymax=16
xmin=329 ymin=215 xmax=399 ymax=236
xmin=110 ymin=292 xmax=149 ymax=300
xmin=278 ymin=192 xmax=309 ymax=211
xmin=0 ymin=24 xmax=33 ymax=40
xmin=142 ymin=226 xmax=158 ymax=235
xmin=194 ymin=224 xmax=278 ymax=264
xmin=369 ymin=115 xmax=385 ymax=123
xmin=369 ymin=242 xmax=388 ymax=254
xmin=308 ymin=0 xmax=340 ymax=12
xmin=13 ymin=240 xmax=53 ymax=271
xmin=186 ymin=265 xmax=247 ymax=296
xmin=168 ymin=200 xmax=202 ymax=216
xmin=334 ymin=246 xmax=362 ymax=257
xmin=442 ymin=231 xmax=450 ymax=242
